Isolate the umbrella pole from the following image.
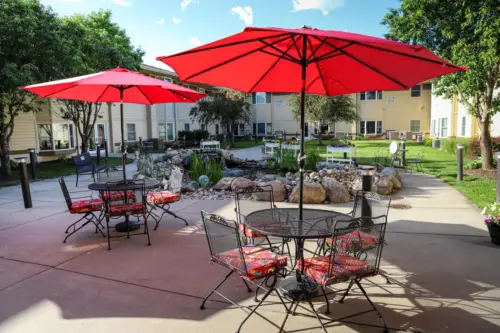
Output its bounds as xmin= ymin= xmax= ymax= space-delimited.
xmin=298 ymin=37 xmax=307 ymax=221
xmin=120 ymin=89 xmax=126 ymax=180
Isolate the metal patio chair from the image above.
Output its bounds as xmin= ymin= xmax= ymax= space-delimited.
xmin=199 ymin=211 xmax=289 ymax=333
xmin=103 ymin=179 xmax=151 ymax=250
xmin=407 ymin=148 xmax=425 ymax=173
xmin=296 ymin=216 xmax=389 ymax=333
xmin=59 ymin=177 xmax=105 ymax=243
xmin=146 ymin=166 xmax=188 ymax=229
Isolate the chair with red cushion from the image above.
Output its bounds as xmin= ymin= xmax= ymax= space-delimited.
xmin=103 ymin=180 xmax=150 ymax=250
xmin=146 ymin=166 xmax=187 ymax=230
xmin=199 ymin=211 xmax=288 ymax=332
xmin=100 ymin=190 xmax=136 ymax=202
xmin=59 ymin=177 xmax=105 ymax=243
xmin=299 ymin=216 xmax=389 ymax=333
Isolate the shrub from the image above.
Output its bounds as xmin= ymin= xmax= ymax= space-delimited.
xmin=440 ymin=138 xmax=471 ymax=156
xmin=178 ymin=130 xmax=209 ymax=142
xmin=305 ymin=150 xmax=320 ymax=171
xmin=188 ymin=153 xmax=223 ymax=185
xmin=280 ymin=149 xmax=299 ymax=172
xmin=423 ymin=138 xmax=432 ymax=147
xmin=464 ymin=160 xmax=482 ymax=170
xmin=468 ymin=137 xmax=500 ymax=157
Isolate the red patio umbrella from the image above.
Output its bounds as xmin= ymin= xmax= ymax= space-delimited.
xmin=22 ymin=67 xmax=207 ymax=180
xmin=157 ymin=26 xmax=466 ymax=217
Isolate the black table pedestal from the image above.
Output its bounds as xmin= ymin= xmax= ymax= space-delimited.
xmin=278 ymin=276 xmax=319 ymax=300
xmin=115 ymin=219 xmax=141 ymax=232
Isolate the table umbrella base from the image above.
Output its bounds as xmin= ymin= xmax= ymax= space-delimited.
xmin=278 ymin=275 xmax=319 ymax=300
xmin=115 ymin=220 xmax=141 ymax=232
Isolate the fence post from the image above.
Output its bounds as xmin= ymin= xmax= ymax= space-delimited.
xmin=457 ymin=144 xmax=464 ymax=181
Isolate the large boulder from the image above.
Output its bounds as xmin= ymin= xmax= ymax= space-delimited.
xmin=171 ymin=155 xmax=183 ymax=165
xmin=381 ymin=167 xmax=401 ymax=182
xmin=321 ymin=178 xmax=350 ymax=203
xmin=213 ymin=177 xmax=234 ymax=191
xmin=289 ymin=182 xmax=326 ymax=204
xmin=253 ymin=180 xmax=286 ymax=202
xmin=350 ymin=177 xmax=377 ymax=196
xmin=165 ymin=149 xmax=179 ymax=158
xmin=230 ymin=177 xmax=256 ymax=191
xmin=375 ymin=175 xmax=394 ymax=195
xmin=181 ymin=181 xmax=200 ymax=193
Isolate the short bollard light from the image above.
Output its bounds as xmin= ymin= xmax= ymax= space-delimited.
xmin=15 ymin=157 xmax=33 ymax=209
xmin=360 ymin=165 xmax=376 ymax=220
xmin=28 ymin=148 xmax=37 ymax=180
xmin=457 ymin=144 xmax=464 ymax=181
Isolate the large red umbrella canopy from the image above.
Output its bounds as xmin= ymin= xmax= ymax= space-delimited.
xmin=22 ymin=67 xmax=207 ymax=181
xmin=22 ymin=67 xmax=206 ymax=104
xmin=157 ymin=26 xmax=465 ymax=94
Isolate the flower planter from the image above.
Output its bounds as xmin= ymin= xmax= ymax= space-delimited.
xmin=486 ymin=223 xmax=500 ymax=246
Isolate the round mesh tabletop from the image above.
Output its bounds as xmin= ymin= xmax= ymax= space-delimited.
xmin=245 ymin=208 xmax=352 ymax=239
xmin=88 ymin=179 xmax=159 ymax=191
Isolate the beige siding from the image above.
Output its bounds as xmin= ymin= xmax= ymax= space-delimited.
xmin=10 ymin=111 xmax=37 ymax=151
xmin=35 ymin=100 xmax=52 ymax=123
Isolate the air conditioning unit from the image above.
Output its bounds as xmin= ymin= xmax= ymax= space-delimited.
xmin=432 ymin=139 xmax=441 ymax=149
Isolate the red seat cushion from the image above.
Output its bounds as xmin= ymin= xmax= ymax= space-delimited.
xmin=325 ymin=230 xmax=380 ymax=251
xmin=108 ymin=202 xmax=145 ymax=216
xmin=70 ymin=199 xmax=103 ymax=214
xmin=147 ymin=191 xmax=179 ymax=205
xmin=101 ymin=191 xmax=136 ymax=202
xmin=215 ymin=246 xmax=287 ymax=279
xmin=298 ymin=254 xmax=374 ymax=286
xmin=238 ymin=223 xmax=266 ymax=238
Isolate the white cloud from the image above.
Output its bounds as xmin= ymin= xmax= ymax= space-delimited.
xmin=190 ymin=37 xmax=202 ymax=47
xmin=181 ymin=0 xmax=193 ymax=10
xmin=157 ymin=18 xmax=165 ymax=25
xmin=172 ymin=16 xmax=181 ymax=24
xmin=231 ymin=6 xmax=253 ymax=26
xmin=291 ymin=0 xmax=344 ymax=15
xmin=111 ymin=0 xmax=131 ymax=7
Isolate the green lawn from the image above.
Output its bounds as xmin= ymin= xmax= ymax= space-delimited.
xmin=306 ymin=139 xmax=494 ymax=209
xmin=0 ymin=157 xmax=127 ymax=188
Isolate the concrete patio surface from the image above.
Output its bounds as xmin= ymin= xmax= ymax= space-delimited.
xmin=0 ymin=169 xmax=499 ymax=333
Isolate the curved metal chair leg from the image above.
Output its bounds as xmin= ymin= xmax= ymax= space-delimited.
xmin=339 ymin=280 xmax=355 ymax=303
xmin=355 ymin=280 xmax=389 ymax=333
xmin=200 ymin=270 xmax=234 ymax=310
xmin=320 ymin=286 xmax=330 ymax=314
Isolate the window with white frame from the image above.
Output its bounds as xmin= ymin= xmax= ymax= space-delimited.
xmin=411 ymin=85 xmax=421 ymax=97
xmin=166 ymin=123 xmax=174 ymax=140
xmin=266 ymin=123 xmax=272 ymax=135
xmin=360 ymin=91 xmax=383 ymax=100
xmin=234 ymin=123 xmax=245 ymax=136
xmin=410 ymin=120 xmax=421 ymax=132
xmin=158 ymin=123 xmax=166 ymax=139
xmin=432 ymin=119 xmax=436 ymax=135
xmin=359 ymin=120 xmax=382 ymax=135
xmin=440 ymin=118 xmax=448 ymax=137
xmin=184 ymin=123 xmax=190 ymax=131
xmin=252 ymin=92 xmax=271 ymax=104
xmin=461 ymin=116 xmax=467 ymax=136
xmin=257 ymin=123 xmax=265 ymax=135
xmin=127 ymin=124 xmax=136 ymax=141
xmin=38 ymin=124 xmax=75 ymax=150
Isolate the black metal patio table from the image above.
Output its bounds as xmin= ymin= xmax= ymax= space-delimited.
xmin=245 ymin=208 xmax=352 ymax=300
xmin=88 ymin=179 xmax=160 ymax=232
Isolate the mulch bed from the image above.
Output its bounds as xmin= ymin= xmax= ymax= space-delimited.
xmin=464 ymin=169 xmax=496 ymax=179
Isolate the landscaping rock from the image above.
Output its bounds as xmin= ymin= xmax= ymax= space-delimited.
xmin=230 ymin=177 xmax=256 ymax=191
xmin=165 ymin=149 xmax=179 ymax=158
xmin=381 ymin=167 xmax=401 ymax=181
xmin=321 ymin=178 xmax=350 ymax=203
xmin=350 ymin=177 xmax=376 ymax=196
xmin=181 ymin=181 xmax=200 ymax=193
xmin=318 ymin=170 xmax=326 ymax=178
xmin=213 ymin=177 xmax=234 ymax=191
xmin=253 ymin=180 xmax=286 ymax=202
xmin=372 ymin=163 xmax=385 ymax=173
xmin=171 ymin=155 xmax=183 ymax=165
xmin=223 ymin=168 xmax=244 ymax=177
xmin=289 ymin=182 xmax=326 ymax=204
xmin=262 ymin=174 xmax=277 ymax=182
xmin=375 ymin=175 xmax=394 ymax=195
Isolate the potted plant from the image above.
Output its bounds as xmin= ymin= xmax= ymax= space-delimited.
xmin=481 ymin=202 xmax=500 ymax=246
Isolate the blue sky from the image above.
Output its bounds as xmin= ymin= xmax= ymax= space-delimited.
xmin=41 ymin=0 xmax=400 ymax=70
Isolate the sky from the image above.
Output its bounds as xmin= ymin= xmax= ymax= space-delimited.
xmin=40 ymin=0 xmax=401 ymax=71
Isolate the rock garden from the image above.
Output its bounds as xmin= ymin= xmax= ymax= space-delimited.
xmin=134 ymin=148 xmax=403 ymax=203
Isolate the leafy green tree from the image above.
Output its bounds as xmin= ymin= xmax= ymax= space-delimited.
xmin=55 ymin=10 xmax=144 ymax=153
xmin=382 ymin=0 xmax=499 ymax=169
xmin=189 ymin=89 xmax=251 ymax=146
xmin=0 ymin=0 xmax=72 ymax=176
xmin=288 ymin=94 xmax=359 ymax=145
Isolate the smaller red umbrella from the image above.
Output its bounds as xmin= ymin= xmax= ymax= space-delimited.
xmin=22 ymin=67 xmax=207 ymax=180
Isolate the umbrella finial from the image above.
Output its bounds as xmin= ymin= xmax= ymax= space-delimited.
xmin=301 ymin=25 xmax=312 ymax=30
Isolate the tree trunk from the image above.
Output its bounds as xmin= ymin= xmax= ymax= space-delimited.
xmin=0 ymin=133 xmax=12 ymax=177
xmin=81 ymin=140 xmax=89 ymax=154
xmin=318 ymin=133 xmax=323 ymax=146
xmin=479 ymin=118 xmax=493 ymax=170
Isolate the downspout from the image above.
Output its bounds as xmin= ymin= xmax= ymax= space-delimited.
xmin=173 ymin=103 xmax=177 ymax=140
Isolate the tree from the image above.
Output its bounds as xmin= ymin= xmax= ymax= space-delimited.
xmin=288 ymin=94 xmax=359 ymax=145
xmin=382 ymin=0 xmax=499 ymax=169
xmin=0 ymin=0 xmax=72 ymax=176
xmin=55 ymin=10 xmax=144 ymax=153
xmin=189 ymin=89 xmax=251 ymax=146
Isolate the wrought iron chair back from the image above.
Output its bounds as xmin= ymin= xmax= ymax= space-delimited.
xmin=351 ymin=190 xmax=391 ymax=220
xmin=200 ymin=211 xmax=247 ymax=276
xmin=103 ymin=179 xmax=146 ymax=215
xmin=59 ymin=177 xmax=73 ymax=211
xmin=234 ymin=184 xmax=275 ymax=224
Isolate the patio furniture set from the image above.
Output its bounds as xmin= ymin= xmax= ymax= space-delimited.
xmin=58 ymin=167 xmax=187 ymax=250
xmin=200 ymin=186 xmax=392 ymax=333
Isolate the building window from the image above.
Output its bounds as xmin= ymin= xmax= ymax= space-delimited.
xmin=359 ymin=120 xmax=382 ymax=135
xmin=257 ymin=123 xmax=265 ymax=135
xmin=158 ymin=123 xmax=166 ymax=139
xmin=266 ymin=123 xmax=272 ymax=135
xmin=38 ymin=124 xmax=53 ymax=151
xmin=432 ymin=119 xmax=436 ymax=135
xmin=215 ymin=124 xmax=220 ymax=135
xmin=360 ymin=91 xmax=382 ymax=100
xmin=461 ymin=117 xmax=467 ymax=136
xmin=201 ymin=124 xmax=206 ymax=131
xmin=410 ymin=120 xmax=421 ymax=132
xmin=252 ymin=92 xmax=271 ymax=104
xmin=253 ymin=123 xmax=257 ymax=135
xmin=440 ymin=118 xmax=448 ymax=137
xmin=184 ymin=123 xmax=190 ymax=131
xmin=166 ymin=123 xmax=174 ymax=140
xmin=234 ymin=123 xmax=245 ymax=136
xmin=411 ymin=85 xmax=421 ymax=97
xmin=127 ymin=124 xmax=136 ymax=141
xmin=53 ymin=124 xmax=71 ymax=150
